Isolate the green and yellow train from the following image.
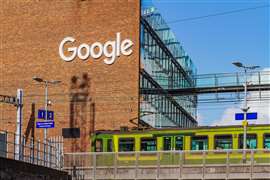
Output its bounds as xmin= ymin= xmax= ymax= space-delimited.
xmin=91 ymin=124 xmax=270 ymax=152
xmin=91 ymin=124 xmax=270 ymax=163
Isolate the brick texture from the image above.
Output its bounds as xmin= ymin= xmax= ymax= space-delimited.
xmin=0 ymin=0 xmax=140 ymax=152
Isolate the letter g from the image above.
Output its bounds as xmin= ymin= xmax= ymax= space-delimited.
xmin=59 ymin=37 xmax=77 ymax=62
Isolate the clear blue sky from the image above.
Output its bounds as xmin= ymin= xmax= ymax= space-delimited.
xmin=147 ymin=0 xmax=270 ymax=125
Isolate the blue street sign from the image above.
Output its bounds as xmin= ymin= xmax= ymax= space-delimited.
xmin=38 ymin=110 xmax=45 ymax=119
xmin=36 ymin=121 xmax=55 ymax=128
xmin=247 ymin=112 xmax=257 ymax=120
xmin=38 ymin=109 xmax=54 ymax=120
xmin=235 ymin=113 xmax=244 ymax=120
xmin=235 ymin=112 xmax=257 ymax=120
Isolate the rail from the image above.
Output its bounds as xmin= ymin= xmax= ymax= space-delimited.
xmin=63 ymin=149 xmax=270 ymax=179
xmin=0 ymin=130 xmax=63 ymax=170
xmin=195 ymin=71 xmax=270 ymax=88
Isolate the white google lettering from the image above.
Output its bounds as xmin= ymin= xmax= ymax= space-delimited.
xmin=59 ymin=32 xmax=133 ymax=65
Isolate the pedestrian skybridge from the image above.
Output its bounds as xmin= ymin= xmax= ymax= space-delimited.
xmin=141 ymin=71 xmax=270 ymax=95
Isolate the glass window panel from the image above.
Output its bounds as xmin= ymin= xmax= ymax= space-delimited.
xmin=119 ymin=138 xmax=135 ymax=152
xmin=95 ymin=139 xmax=103 ymax=152
xmin=238 ymin=134 xmax=257 ymax=149
xmin=141 ymin=138 xmax=157 ymax=151
xmin=163 ymin=137 xmax=172 ymax=150
xmin=191 ymin=136 xmax=208 ymax=150
xmin=175 ymin=136 xmax=183 ymax=150
xmin=264 ymin=134 xmax=270 ymax=149
xmin=215 ymin=135 xmax=232 ymax=150
xmin=107 ymin=139 xmax=113 ymax=152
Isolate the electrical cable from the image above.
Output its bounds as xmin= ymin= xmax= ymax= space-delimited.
xmin=165 ymin=5 xmax=269 ymax=24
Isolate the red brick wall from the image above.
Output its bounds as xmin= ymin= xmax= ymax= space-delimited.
xmin=0 ymin=0 xmax=140 ymax=152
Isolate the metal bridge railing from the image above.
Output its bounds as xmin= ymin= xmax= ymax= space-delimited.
xmin=195 ymin=71 xmax=270 ymax=88
xmin=0 ymin=130 xmax=64 ymax=170
xmin=63 ymin=149 xmax=270 ymax=180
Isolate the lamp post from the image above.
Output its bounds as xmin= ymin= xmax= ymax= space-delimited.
xmin=32 ymin=76 xmax=61 ymax=140
xmin=232 ymin=62 xmax=260 ymax=162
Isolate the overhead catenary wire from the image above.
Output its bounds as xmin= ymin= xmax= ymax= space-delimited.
xmin=164 ymin=5 xmax=269 ymax=24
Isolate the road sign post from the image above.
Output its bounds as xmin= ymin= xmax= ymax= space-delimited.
xmin=15 ymin=89 xmax=23 ymax=160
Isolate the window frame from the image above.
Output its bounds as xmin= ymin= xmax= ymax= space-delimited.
xmin=107 ymin=139 xmax=113 ymax=152
xmin=263 ymin=133 xmax=270 ymax=149
xmin=191 ymin=135 xmax=208 ymax=150
xmin=163 ymin=136 xmax=172 ymax=151
xmin=238 ymin=133 xmax=257 ymax=149
xmin=95 ymin=139 xmax=103 ymax=152
xmin=140 ymin=137 xmax=157 ymax=151
xmin=175 ymin=136 xmax=184 ymax=151
xmin=214 ymin=134 xmax=233 ymax=150
xmin=118 ymin=138 xmax=135 ymax=152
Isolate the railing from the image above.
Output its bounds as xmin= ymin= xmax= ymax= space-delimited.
xmin=63 ymin=149 xmax=270 ymax=179
xmin=0 ymin=130 xmax=63 ymax=170
xmin=195 ymin=71 xmax=270 ymax=88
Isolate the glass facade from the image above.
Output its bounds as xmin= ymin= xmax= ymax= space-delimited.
xmin=140 ymin=1 xmax=197 ymax=128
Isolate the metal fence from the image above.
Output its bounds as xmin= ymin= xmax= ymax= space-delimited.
xmin=0 ymin=130 xmax=63 ymax=170
xmin=63 ymin=149 xmax=270 ymax=180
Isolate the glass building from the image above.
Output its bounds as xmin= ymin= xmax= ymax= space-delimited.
xmin=140 ymin=1 xmax=198 ymax=128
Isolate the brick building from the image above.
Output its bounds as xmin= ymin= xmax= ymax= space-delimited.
xmin=0 ymin=0 xmax=140 ymax=152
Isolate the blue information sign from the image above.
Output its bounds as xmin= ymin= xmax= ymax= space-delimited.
xmin=36 ymin=121 xmax=55 ymax=128
xmin=38 ymin=109 xmax=54 ymax=120
xmin=235 ymin=112 xmax=257 ymax=120
xmin=247 ymin=112 xmax=257 ymax=120
xmin=235 ymin=113 xmax=244 ymax=120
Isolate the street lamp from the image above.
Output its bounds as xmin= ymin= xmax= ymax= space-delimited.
xmin=232 ymin=61 xmax=260 ymax=162
xmin=32 ymin=76 xmax=61 ymax=140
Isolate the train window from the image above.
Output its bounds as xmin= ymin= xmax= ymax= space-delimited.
xmin=238 ymin=134 xmax=257 ymax=149
xmin=107 ymin=139 xmax=113 ymax=152
xmin=119 ymin=138 xmax=134 ymax=152
xmin=175 ymin=136 xmax=183 ymax=150
xmin=191 ymin=136 xmax=208 ymax=150
xmin=163 ymin=137 xmax=172 ymax=150
xmin=264 ymin=134 xmax=270 ymax=149
xmin=215 ymin=135 xmax=232 ymax=150
xmin=95 ymin=139 xmax=103 ymax=152
xmin=141 ymin=138 xmax=157 ymax=151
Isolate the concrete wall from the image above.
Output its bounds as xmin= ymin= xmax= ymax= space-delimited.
xmin=0 ymin=0 xmax=140 ymax=152
xmin=0 ymin=157 xmax=70 ymax=180
xmin=65 ymin=165 xmax=270 ymax=180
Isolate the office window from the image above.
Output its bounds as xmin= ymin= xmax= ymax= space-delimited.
xmin=107 ymin=139 xmax=113 ymax=152
xmin=264 ymin=134 xmax=270 ymax=149
xmin=175 ymin=136 xmax=183 ymax=150
xmin=141 ymin=138 xmax=157 ymax=151
xmin=119 ymin=138 xmax=135 ymax=152
xmin=215 ymin=135 xmax=232 ymax=150
xmin=95 ymin=139 xmax=103 ymax=152
xmin=191 ymin=136 xmax=208 ymax=150
xmin=163 ymin=137 xmax=172 ymax=150
xmin=239 ymin=134 xmax=257 ymax=149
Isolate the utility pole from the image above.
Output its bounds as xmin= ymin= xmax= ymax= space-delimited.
xmin=232 ymin=62 xmax=260 ymax=163
xmin=32 ymin=76 xmax=61 ymax=140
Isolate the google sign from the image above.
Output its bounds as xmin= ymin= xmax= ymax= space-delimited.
xmin=59 ymin=32 xmax=133 ymax=65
